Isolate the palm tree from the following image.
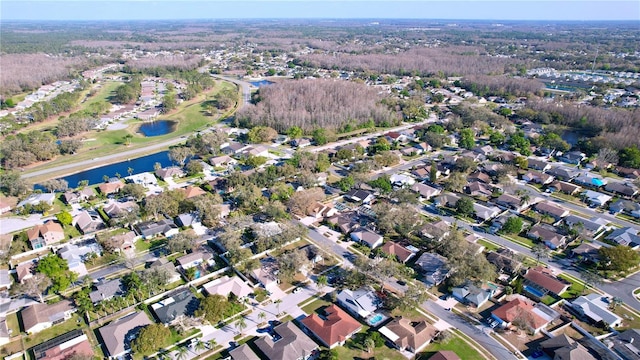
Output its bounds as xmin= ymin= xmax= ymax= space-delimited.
xmin=531 ymin=243 xmax=550 ymax=266
xmin=207 ymin=339 xmax=218 ymax=350
xmin=580 ymin=269 xmax=603 ymax=295
xmin=364 ymin=337 xmax=375 ymax=353
xmin=274 ymin=299 xmax=282 ymax=316
xmin=317 ymin=275 xmax=328 ymax=288
xmin=258 ymin=311 xmax=267 ymax=325
xmin=175 ymin=346 xmax=189 ymax=360
xmin=194 ymin=339 xmax=207 ymax=352
xmin=236 ymin=316 xmax=248 ymax=335
xmin=610 ymin=297 xmax=623 ymax=310
xmin=127 ymin=167 xmax=134 ymax=176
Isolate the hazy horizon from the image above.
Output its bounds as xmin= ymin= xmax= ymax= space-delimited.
xmin=2 ymin=1 xmax=639 ymax=21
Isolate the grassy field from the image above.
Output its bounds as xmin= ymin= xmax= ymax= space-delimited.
xmin=24 ymin=81 xmax=238 ymax=183
xmin=477 ymin=239 xmax=501 ymax=252
xmin=419 ymin=335 xmax=483 ymax=359
xmin=23 ymin=314 xmax=86 ymax=348
xmin=80 ymin=81 xmax=123 ymax=111
xmin=299 ymin=296 xmax=331 ymax=315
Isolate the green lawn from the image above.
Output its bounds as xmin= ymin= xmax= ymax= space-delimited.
xmin=419 ymin=335 xmax=483 ymax=359
xmin=502 ymin=234 xmax=535 ymax=248
xmin=23 ymin=314 xmax=87 ymax=348
xmin=477 ymin=239 xmax=501 ymax=252
xmin=299 ymin=296 xmax=332 ymax=315
xmin=6 ymin=312 xmax=20 ymax=335
xmin=557 ymin=274 xmax=591 ymax=299
xmin=81 ymin=81 xmax=123 ymax=111
xmin=334 ymin=327 xmax=406 ymax=360
xmin=135 ymin=238 xmax=166 ymax=253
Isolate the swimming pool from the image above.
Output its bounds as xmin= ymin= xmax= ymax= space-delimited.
xmin=367 ymin=313 xmax=386 ymax=327
xmin=524 ymin=285 xmax=545 ymax=298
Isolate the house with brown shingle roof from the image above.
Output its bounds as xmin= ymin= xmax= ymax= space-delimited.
xmin=300 ymin=304 xmax=362 ymax=349
xmin=381 ymin=241 xmax=415 ymax=263
xmin=379 ymin=317 xmax=438 ymax=354
xmin=254 ymin=321 xmax=318 ymax=360
xmin=522 ymin=170 xmax=554 ymax=185
xmin=16 ymin=261 xmax=35 ymax=283
xmin=549 ymin=181 xmax=582 ymax=195
xmin=180 ymin=186 xmax=206 ymax=199
xmin=490 ymin=296 xmax=557 ymax=334
xmin=98 ymin=180 xmax=125 ymax=195
xmin=430 ymin=351 xmax=461 ymax=360
xmin=527 ymin=225 xmax=567 ymax=250
xmin=523 ymin=266 xmax=570 ymax=298
xmin=27 ymin=220 xmax=65 ymax=249
xmin=98 ymin=311 xmax=152 ymax=359
xmin=534 ymin=201 xmax=569 ymax=220
xmin=20 ymin=300 xmax=75 ymax=334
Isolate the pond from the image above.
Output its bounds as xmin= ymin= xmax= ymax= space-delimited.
xmin=137 ymin=120 xmax=177 ymax=137
xmin=250 ymin=80 xmax=274 ymax=87
xmin=38 ymin=151 xmax=174 ymax=189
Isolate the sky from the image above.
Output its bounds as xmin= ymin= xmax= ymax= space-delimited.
xmin=1 ymin=0 xmax=639 ymax=21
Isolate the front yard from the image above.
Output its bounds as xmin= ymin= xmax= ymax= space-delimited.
xmin=419 ymin=334 xmax=484 ymax=359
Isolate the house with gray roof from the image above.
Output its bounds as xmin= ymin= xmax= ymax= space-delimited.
xmin=452 ymin=282 xmax=494 ymax=308
xmin=73 ymin=210 xmax=105 ymax=234
xmin=151 ymin=290 xmax=199 ymax=324
xmin=229 ymin=344 xmax=261 ymax=360
xmin=605 ymin=182 xmax=639 ymax=198
xmin=415 ymin=252 xmax=450 ymax=287
xmin=570 ymin=293 xmax=622 ymax=328
xmin=609 ymin=199 xmax=640 ymax=218
xmin=90 ymin=279 xmax=124 ymax=304
xmin=254 ymin=321 xmax=318 ymax=360
xmin=563 ymin=215 xmax=608 ymax=237
xmin=528 ymin=225 xmax=567 ymax=250
xmin=546 ymin=166 xmax=579 ymax=181
xmin=136 ymin=219 xmax=179 ymax=239
xmin=350 ymin=228 xmax=384 ymax=249
xmin=98 ymin=312 xmax=152 ymax=359
xmin=583 ymin=190 xmax=612 ymax=207
xmin=606 ymin=227 xmax=640 ymax=247
xmin=336 ymin=288 xmax=381 ymax=319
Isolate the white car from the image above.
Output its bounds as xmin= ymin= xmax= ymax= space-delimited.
xmin=293 ymin=287 xmax=302 ymax=294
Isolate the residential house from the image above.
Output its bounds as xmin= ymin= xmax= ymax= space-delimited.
xmin=97 ymin=180 xmax=125 ymax=195
xmin=251 ymin=257 xmax=280 ymax=289
xmin=151 ymin=290 xmax=199 ymax=324
xmin=73 ymin=210 xmax=105 ymax=234
xmin=379 ymin=317 xmax=438 ymax=354
xmin=410 ymin=183 xmax=441 ymax=199
xmin=486 ymin=249 xmax=522 ymax=275
xmin=495 ymin=193 xmax=529 ymax=212
xmin=109 ymin=231 xmax=136 ymax=254
xmin=574 ymin=173 xmax=607 ymax=188
xmin=570 ymin=293 xmax=623 ymax=328
xmin=136 ymin=219 xmax=179 ymax=239
xmin=420 ymin=220 xmax=450 ymax=242
xmin=534 ymin=201 xmax=570 ymax=220
xmin=539 ymin=334 xmax=597 ymax=360
xmin=350 ymin=229 xmax=384 ymax=249
xmin=474 ymin=145 xmax=494 ymax=157
xmin=603 ymin=329 xmax=640 ymax=360
xmin=90 ymin=279 xmax=124 ymax=304
xmin=465 ymin=181 xmax=493 ymax=197
xmin=558 ymin=151 xmax=586 ymax=165
xmin=385 ymin=131 xmax=408 ymax=143
xmin=435 ymin=193 xmax=460 ymax=208
xmin=148 ymin=258 xmax=182 ymax=284
xmin=606 ymin=227 xmax=640 ymax=247
xmin=307 ymin=202 xmax=337 ymax=219
xmin=20 ymin=300 xmax=75 ymax=334
xmin=58 ymin=243 xmax=99 ymax=277
xmin=460 ymin=150 xmax=485 ymax=163
xmin=300 ymin=304 xmax=362 ymax=349
xmin=523 ymin=266 xmax=570 ymax=298
xmin=180 ymin=186 xmax=206 ymax=199
xmin=155 ymin=166 xmax=185 ymax=180
xmin=210 ymin=155 xmax=238 ymax=168
xmin=254 ymin=321 xmax=318 ymax=360
xmin=203 ymin=276 xmax=253 ymax=299
xmin=549 ymin=181 xmax=582 ymax=195
xmin=570 ymin=243 xmax=601 ymax=263
xmin=175 ymin=213 xmax=200 ymax=228
xmin=527 ymin=225 xmax=567 ymax=250
xmin=176 ymin=251 xmax=212 ymax=270
xmin=609 ymin=199 xmax=640 ymax=218
xmin=240 ymin=145 xmax=269 ymax=158
xmin=31 ymin=330 xmax=94 ymax=360
xmin=547 ymin=167 xmax=579 ymax=181
xmin=429 ymin=351 xmax=461 ymax=360
xmin=390 ymin=173 xmax=416 ymax=187
xmin=337 ymin=288 xmax=380 ymax=319
xmin=291 ymin=138 xmax=312 ymax=148
xmin=16 ymin=262 xmax=34 ymax=283
xmin=0 ymin=197 xmax=16 ymax=214
xmin=125 ymin=172 xmax=157 ymax=187
xmin=400 ymin=147 xmax=419 ymax=156
xmin=415 ymin=252 xmax=450 ymax=287
xmin=605 ymin=182 xmax=638 ymax=198
xmin=27 ymin=220 xmax=65 ymax=249
xmin=229 ymin=344 xmax=261 ymax=360
xmin=102 ymin=200 xmax=138 ymax=218
xmin=412 ymin=165 xmax=442 ymax=181
xmin=17 ymin=193 xmax=55 ymax=208
xmin=473 ymin=203 xmax=501 ymax=221
xmin=344 ymin=189 xmax=375 ymax=204
xmin=563 ymin=215 xmax=608 ymax=237
xmin=582 ymin=190 xmax=612 ymax=207
xmin=0 ymin=270 xmax=11 ymax=290
xmin=413 ymin=142 xmax=432 ymax=153
xmin=528 ymin=158 xmax=551 ymax=172
xmin=220 ymin=141 xmax=246 ymax=154
xmin=381 ymin=241 xmax=416 ymax=263
xmin=490 ymin=296 xmax=558 ymax=333
xmin=522 ymin=170 xmax=554 ymax=185
xmin=616 ymin=166 xmax=640 ymax=180
xmin=98 ymin=312 xmax=152 ymax=359
xmin=326 ymin=213 xmax=359 ymax=234
xmin=299 ymin=244 xmax=323 ymax=264
xmin=451 ymin=282 xmax=495 ymax=308
xmin=62 ymin=188 xmax=95 ymax=205
xmin=468 ymin=171 xmax=491 ymax=184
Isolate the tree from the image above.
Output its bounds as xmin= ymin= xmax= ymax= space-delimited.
xmin=287 ymin=187 xmax=325 ymax=215
xmin=186 ymin=160 xmax=204 ymax=176
xmin=364 ymin=337 xmax=375 ymax=353
xmin=369 ymin=175 xmax=393 ymax=194
xmin=430 ymin=160 xmax=438 ymax=183
xmin=459 ymin=128 xmax=475 ymax=150
xmin=245 ymin=155 xmax=268 ymax=168
xmin=287 ymin=126 xmax=303 ymax=139
xmin=162 ymin=92 xmax=177 ymax=113
xmin=132 ymin=323 xmax=171 ymax=355
xmin=36 ymin=255 xmax=76 ymax=293
xmin=274 ymin=299 xmax=282 ymax=315
xmin=610 ymin=297 xmax=623 ymax=310
xmin=195 ymin=295 xmax=230 ymax=324
xmin=258 ymin=311 xmax=267 ymax=324
xmin=169 ymin=147 xmax=193 ymax=167
xmin=619 ymin=146 xmax=640 ymax=168
xmin=317 ymin=275 xmax=328 ymax=288
xmin=508 ymin=131 xmax=532 ymax=156
xmin=442 ymin=171 xmax=466 ymax=193
xmin=0 ymin=170 xmax=32 ymax=196
xmin=247 ymin=126 xmax=277 ymax=143
xmin=312 ymin=128 xmax=335 ymax=145
xmin=596 ymin=147 xmax=619 ymax=166
xmin=13 ymin=273 xmax=51 ymax=302
xmin=73 ymin=287 xmax=94 ymax=314
xmin=175 ymin=346 xmax=189 ymax=360
xmin=579 ymin=270 xmax=603 ymax=295
xmin=532 ymin=243 xmax=551 ymax=266
xmin=455 ymin=197 xmax=475 ymax=217
xmin=56 ymin=211 xmax=73 ymax=226
xmin=41 ymin=179 xmax=69 ymax=192
xmin=599 ymin=246 xmax=640 ymax=272
xmin=121 ymin=183 xmax=147 ymax=200
xmin=540 ymin=132 xmax=570 ymax=152
xmin=336 ymin=175 xmax=355 ymax=192
xmin=489 ymin=131 xmax=506 ymax=146
xmin=318 ymin=349 xmax=339 ymax=360
xmin=501 ymin=217 xmax=523 ymax=235
xmin=194 ymin=339 xmax=207 ymax=352
xmin=235 ymin=316 xmax=247 ymax=335
xmin=167 ymin=231 xmax=198 ymax=254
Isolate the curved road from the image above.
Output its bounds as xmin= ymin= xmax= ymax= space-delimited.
xmin=21 ymin=77 xmax=253 ymax=181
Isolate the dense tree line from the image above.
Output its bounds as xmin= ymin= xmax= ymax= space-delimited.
xmin=236 ymin=79 xmax=399 ymax=133
xmin=458 ymin=75 xmax=544 ymax=98
xmin=0 ymin=54 xmax=90 ymax=95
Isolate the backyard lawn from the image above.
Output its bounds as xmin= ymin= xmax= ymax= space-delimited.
xmin=23 ymin=314 xmax=87 ymax=348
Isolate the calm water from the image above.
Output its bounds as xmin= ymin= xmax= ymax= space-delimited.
xmin=44 ymin=151 xmax=174 ymax=188
xmin=249 ymin=80 xmax=274 ymax=87
xmin=138 ymin=120 xmax=176 ymax=137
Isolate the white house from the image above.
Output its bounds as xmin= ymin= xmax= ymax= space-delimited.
xmin=350 ymin=229 xmax=384 ymax=249
xmin=336 ymin=288 xmax=380 ymax=319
